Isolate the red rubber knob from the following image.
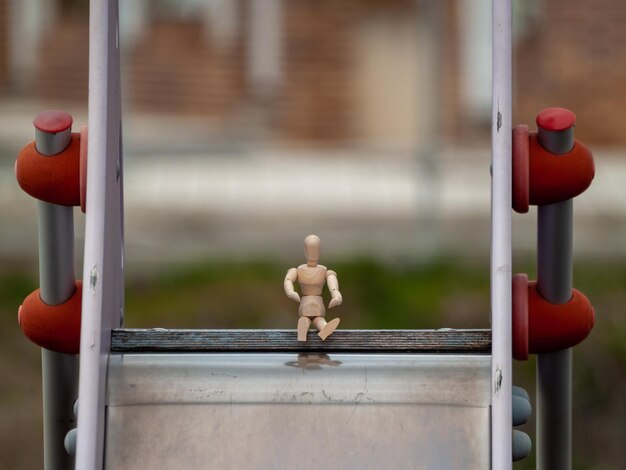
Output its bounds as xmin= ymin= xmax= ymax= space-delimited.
xmin=15 ymin=133 xmax=82 ymax=206
xmin=536 ymin=107 xmax=576 ymax=132
xmin=33 ymin=110 xmax=73 ymax=134
xmin=512 ymin=275 xmax=594 ymax=360
xmin=18 ymin=282 xmax=82 ymax=354
xmin=528 ymin=133 xmax=594 ymax=205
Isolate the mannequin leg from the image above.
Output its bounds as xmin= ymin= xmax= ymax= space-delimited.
xmin=297 ymin=316 xmax=312 ymax=342
xmin=313 ymin=317 xmax=340 ymax=341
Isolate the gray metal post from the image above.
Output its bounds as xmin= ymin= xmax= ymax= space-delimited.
xmin=34 ymin=111 xmax=79 ymax=470
xmin=536 ymin=112 xmax=575 ymax=470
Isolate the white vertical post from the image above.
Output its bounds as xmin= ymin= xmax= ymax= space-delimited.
xmin=75 ymin=0 xmax=124 ymax=468
xmin=491 ymin=0 xmax=512 ymax=468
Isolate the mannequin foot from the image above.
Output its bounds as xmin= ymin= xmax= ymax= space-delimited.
xmin=318 ymin=318 xmax=340 ymax=341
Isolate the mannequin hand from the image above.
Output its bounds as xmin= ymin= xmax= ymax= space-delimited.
xmin=287 ymin=292 xmax=301 ymax=303
xmin=328 ymin=293 xmax=342 ymax=309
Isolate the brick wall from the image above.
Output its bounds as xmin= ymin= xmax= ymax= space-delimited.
xmin=277 ymin=0 xmax=423 ymax=144
xmin=36 ymin=16 xmax=89 ymax=103
xmin=275 ymin=0 xmax=361 ymax=143
xmin=128 ymin=18 xmax=246 ymax=119
xmin=25 ymin=0 xmax=626 ymax=146
xmin=514 ymin=0 xmax=626 ymax=146
xmin=125 ymin=0 xmax=417 ymax=144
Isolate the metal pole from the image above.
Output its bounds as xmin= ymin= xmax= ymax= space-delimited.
xmin=76 ymin=1 xmax=125 ymax=467
xmin=491 ymin=0 xmax=512 ymax=468
xmin=35 ymin=111 xmax=79 ymax=470
xmin=536 ymin=113 xmax=575 ymax=470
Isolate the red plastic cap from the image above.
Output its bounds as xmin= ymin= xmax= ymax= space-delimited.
xmin=16 ymin=134 xmax=82 ymax=206
xmin=528 ymin=133 xmax=594 ymax=205
xmin=34 ymin=110 xmax=73 ymax=133
xmin=18 ymin=282 xmax=82 ymax=354
xmin=536 ymin=108 xmax=576 ymax=132
xmin=512 ymin=274 xmax=594 ymax=360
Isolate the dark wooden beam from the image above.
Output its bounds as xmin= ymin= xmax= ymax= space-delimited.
xmin=111 ymin=329 xmax=491 ymax=353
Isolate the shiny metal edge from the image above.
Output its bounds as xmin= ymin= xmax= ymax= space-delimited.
xmin=107 ymin=353 xmax=491 ymax=407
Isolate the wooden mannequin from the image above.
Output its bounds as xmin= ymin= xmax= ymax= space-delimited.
xmin=284 ymin=235 xmax=342 ymax=341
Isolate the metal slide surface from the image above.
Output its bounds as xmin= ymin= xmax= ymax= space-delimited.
xmin=105 ymin=353 xmax=491 ymax=470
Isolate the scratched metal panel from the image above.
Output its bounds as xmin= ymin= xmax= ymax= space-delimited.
xmin=105 ymin=353 xmax=490 ymax=469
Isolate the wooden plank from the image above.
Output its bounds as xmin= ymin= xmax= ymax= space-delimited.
xmin=111 ymin=329 xmax=491 ymax=353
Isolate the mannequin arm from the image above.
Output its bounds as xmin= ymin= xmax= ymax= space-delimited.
xmin=284 ymin=268 xmax=300 ymax=303
xmin=327 ymin=270 xmax=342 ymax=308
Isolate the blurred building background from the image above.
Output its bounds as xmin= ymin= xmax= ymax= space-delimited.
xmin=1 ymin=1 xmax=625 ymax=469
xmin=0 ymin=0 xmax=625 ymax=266
xmin=2 ymin=0 xmax=625 ymax=143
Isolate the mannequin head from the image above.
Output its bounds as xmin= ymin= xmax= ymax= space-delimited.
xmin=304 ymin=235 xmax=320 ymax=266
